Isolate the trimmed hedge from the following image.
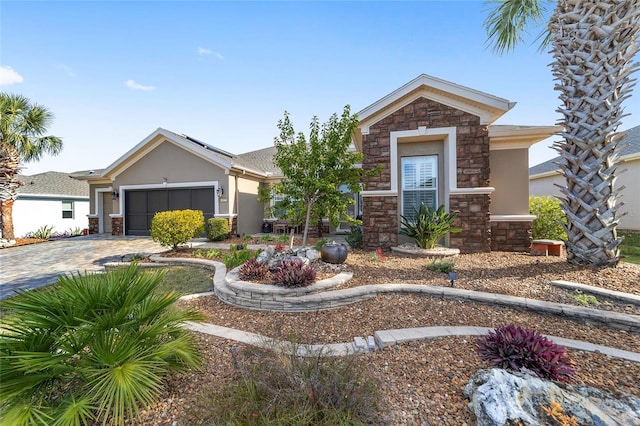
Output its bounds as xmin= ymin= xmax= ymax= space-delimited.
xmin=151 ymin=209 xmax=205 ymax=250
xmin=529 ymin=196 xmax=567 ymax=240
xmin=206 ymin=217 xmax=229 ymax=241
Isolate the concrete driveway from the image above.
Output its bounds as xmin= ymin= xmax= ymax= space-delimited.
xmin=0 ymin=234 xmax=166 ymax=299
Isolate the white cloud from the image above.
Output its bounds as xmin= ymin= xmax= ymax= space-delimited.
xmin=124 ymin=79 xmax=156 ymax=91
xmin=0 ymin=66 xmax=24 ymax=86
xmin=197 ymin=47 xmax=224 ymax=60
xmin=55 ymin=63 xmax=76 ymax=77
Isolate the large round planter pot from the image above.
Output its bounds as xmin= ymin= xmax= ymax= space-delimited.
xmin=321 ymin=243 xmax=348 ymax=264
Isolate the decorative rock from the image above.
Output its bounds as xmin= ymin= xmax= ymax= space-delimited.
xmin=464 ymin=368 xmax=640 ymax=426
xmin=305 ymin=248 xmax=321 ymax=262
xmin=0 ymin=239 xmax=16 ymax=248
xmin=256 ymin=247 xmax=273 ymax=264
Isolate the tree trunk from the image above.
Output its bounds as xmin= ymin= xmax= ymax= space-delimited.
xmin=302 ymin=201 xmax=313 ymax=248
xmin=1 ymin=199 xmax=15 ymax=240
xmin=0 ymin=147 xmax=23 ymax=241
xmin=550 ymin=0 xmax=640 ymax=267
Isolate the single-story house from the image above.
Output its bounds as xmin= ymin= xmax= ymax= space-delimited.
xmin=529 ymin=124 xmax=640 ymax=231
xmin=83 ymin=74 xmax=559 ymax=252
xmin=10 ymin=171 xmax=90 ymax=238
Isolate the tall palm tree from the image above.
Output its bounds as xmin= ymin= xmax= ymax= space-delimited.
xmin=485 ymin=0 xmax=640 ymax=267
xmin=0 ymin=93 xmax=63 ymax=240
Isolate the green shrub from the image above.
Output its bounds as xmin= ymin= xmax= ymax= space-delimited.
xmin=206 ymin=217 xmax=229 ymax=241
xmin=345 ymin=225 xmax=363 ymax=249
xmin=182 ymin=341 xmax=380 ymax=425
xmin=426 ymin=258 xmax=455 ymax=273
xmin=31 ymin=224 xmax=55 ymax=240
xmin=260 ymin=234 xmax=275 ymax=242
xmin=222 ymin=244 xmax=257 ymax=270
xmin=529 ymin=196 xmax=567 ymax=240
xmin=276 ymin=233 xmax=290 ymax=243
xmin=151 ymin=209 xmax=204 ymax=250
xmin=0 ymin=265 xmax=203 ymax=426
xmin=568 ymin=290 xmax=599 ymax=306
xmin=314 ymin=238 xmax=328 ymax=251
xmin=399 ymin=204 xmax=462 ymax=249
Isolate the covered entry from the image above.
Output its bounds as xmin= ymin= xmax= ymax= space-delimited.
xmin=124 ymin=187 xmax=216 ymax=235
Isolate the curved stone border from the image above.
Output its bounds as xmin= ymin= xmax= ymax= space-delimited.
xmin=552 ymin=280 xmax=640 ymax=306
xmin=183 ymin=322 xmax=640 ymax=363
xmin=146 ymin=255 xmax=640 ymax=331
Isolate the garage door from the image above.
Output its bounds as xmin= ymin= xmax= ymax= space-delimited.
xmin=124 ymin=187 xmax=216 ymax=236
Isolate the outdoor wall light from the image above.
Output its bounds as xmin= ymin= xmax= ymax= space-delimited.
xmin=216 ymin=185 xmax=224 ymax=198
xmin=111 ymin=191 xmax=119 ymax=200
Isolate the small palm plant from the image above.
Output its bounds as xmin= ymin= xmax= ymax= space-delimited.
xmin=0 ymin=265 xmax=203 ymax=426
xmin=399 ymin=203 xmax=461 ymax=249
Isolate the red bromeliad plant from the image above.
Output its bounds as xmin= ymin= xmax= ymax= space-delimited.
xmin=272 ymin=258 xmax=316 ymax=288
xmin=238 ymin=258 xmax=270 ymax=281
xmin=475 ymin=324 xmax=575 ymax=382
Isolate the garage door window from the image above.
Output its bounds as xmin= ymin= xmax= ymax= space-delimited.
xmin=62 ymin=201 xmax=74 ymax=219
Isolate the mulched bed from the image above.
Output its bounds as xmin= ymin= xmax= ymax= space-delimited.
xmin=131 ymin=245 xmax=640 ymax=425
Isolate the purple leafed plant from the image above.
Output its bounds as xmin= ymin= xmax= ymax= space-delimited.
xmin=475 ymin=324 xmax=575 ymax=382
xmin=272 ymin=258 xmax=316 ymax=288
xmin=238 ymin=258 xmax=270 ymax=281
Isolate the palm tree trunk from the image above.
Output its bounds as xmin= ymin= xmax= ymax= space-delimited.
xmin=550 ymin=0 xmax=640 ymax=267
xmin=0 ymin=147 xmax=23 ymax=240
xmin=0 ymin=200 xmax=15 ymax=240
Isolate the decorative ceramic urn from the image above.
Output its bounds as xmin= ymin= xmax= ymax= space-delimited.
xmin=320 ymin=243 xmax=348 ymax=264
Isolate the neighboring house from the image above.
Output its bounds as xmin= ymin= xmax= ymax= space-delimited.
xmin=11 ymin=171 xmax=90 ymax=238
xmin=529 ymin=124 xmax=640 ymax=231
xmin=82 ymin=74 xmax=559 ymax=253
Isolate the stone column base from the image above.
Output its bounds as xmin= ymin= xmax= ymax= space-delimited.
xmin=490 ymin=220 xmax=532 ymax=252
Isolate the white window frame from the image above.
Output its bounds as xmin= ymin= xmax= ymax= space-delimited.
xmin=62 ymin=200 xmax=74 ymax=219
xmin=401 ymin=155 xmax=438 ymax=218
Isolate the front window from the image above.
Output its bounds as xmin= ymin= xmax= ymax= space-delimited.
xmin=62 ymin=201 xmax=74 ymax=219
xmin=271 ymin=192 xmax=287 ymax=218
xmin=401 ymin=155 xmax=438 ymax=217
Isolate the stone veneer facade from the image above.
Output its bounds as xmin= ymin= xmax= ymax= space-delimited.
xmin=361 ymin=97 xmax=492 ymax=252
xmin=490 ymin=220 xmax=532 ymax=252
xmin=111 ymin=216 xmax=123 ymax=236
xmin=88 ymin=216 xmax=99 ymax=235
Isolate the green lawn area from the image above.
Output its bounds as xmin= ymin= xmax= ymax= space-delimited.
xmin=620 ymin=231 xmax=640 ymax=264
xmin=153 ymin=265 xmax=214 ymax=295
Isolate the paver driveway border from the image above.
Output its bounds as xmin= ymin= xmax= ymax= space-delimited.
xmin=0 ymin=234 xmax=165 ymax=299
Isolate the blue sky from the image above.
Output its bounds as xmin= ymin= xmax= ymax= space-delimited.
xmin=2 ymin=0 xmax=639 ymax=175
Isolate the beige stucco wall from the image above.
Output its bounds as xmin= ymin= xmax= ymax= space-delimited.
xmin=490 ymin=148 xmax=529 ymax=215
xmin=112 ymin=140 xmax=230 ymax=215
xmin=234 ymin=176 xmax=263 ymax=236
xmin=529 ymin=157 xmax=639 ymax=230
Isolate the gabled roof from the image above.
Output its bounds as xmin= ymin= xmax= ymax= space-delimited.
xmin=529 ymin=125 xmax=640 ymax=177
xmin=357 ymin=74 xmax=516 ymax=135
xmin=234 ymin=146 xmax=280 ymax=176
xmin=98 ymin=128 xmax=235 ymax=178
xmin=17 ymin=172 xmax=89 ymax=198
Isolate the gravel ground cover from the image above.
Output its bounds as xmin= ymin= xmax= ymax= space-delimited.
xmin=134 ymin=247 xmax=640 ymax=425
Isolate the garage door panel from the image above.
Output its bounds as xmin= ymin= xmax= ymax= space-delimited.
xmin=126 ymin=191 xmax=147 ymax=213
xmin=191 ymin=188 xmax=215 ymax=215
xmin=124 ymin=187 xmax=216 ymax=236
xmin=148 ymin=191 xmax=168 ymax=214
xmin=168 ymin=189 xmax=190 ymax=210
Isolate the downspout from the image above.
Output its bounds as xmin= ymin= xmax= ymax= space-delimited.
xmin=235 ymin=175 xmax=239 ymax=236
